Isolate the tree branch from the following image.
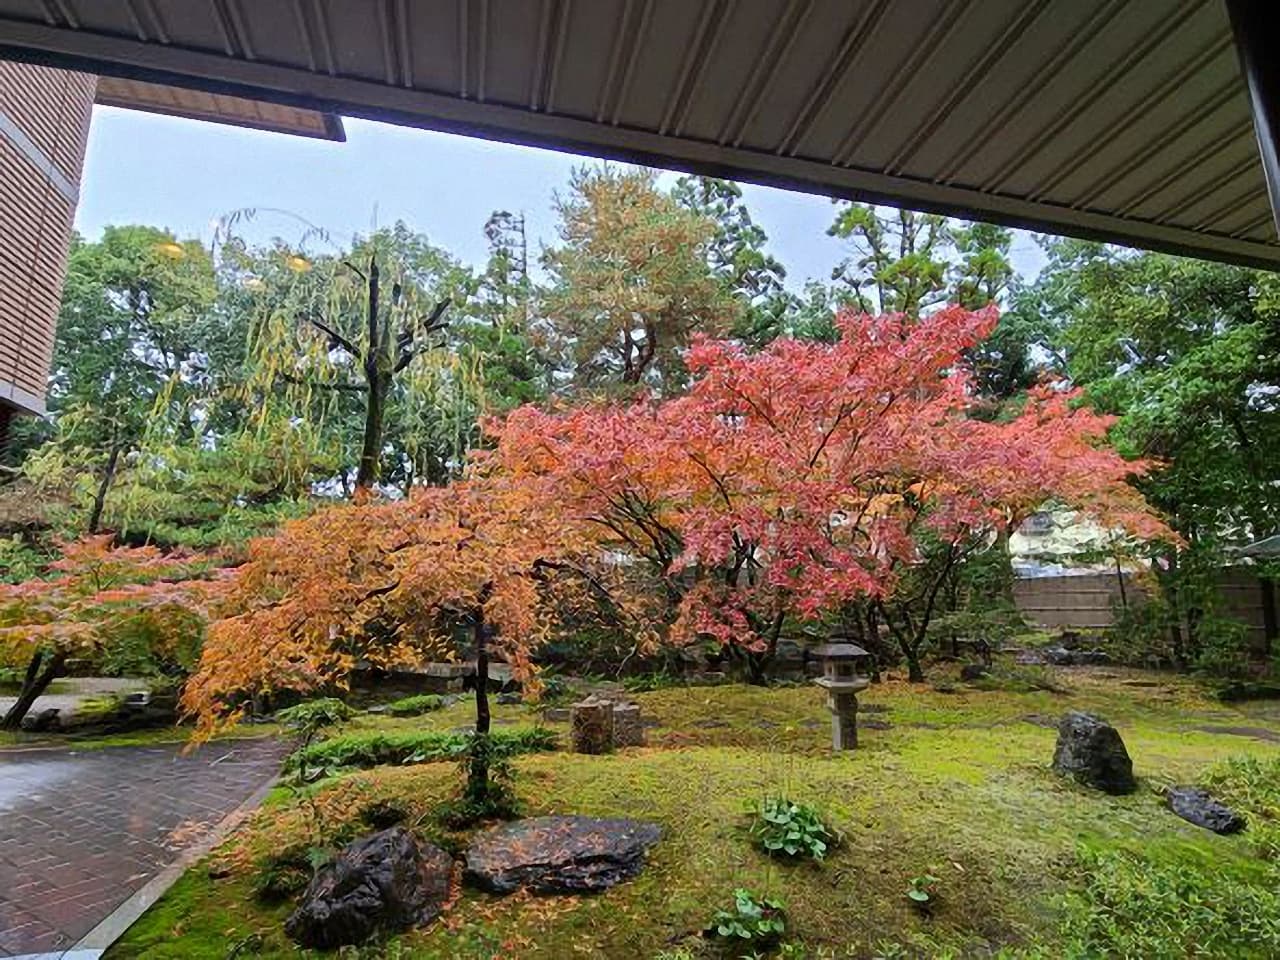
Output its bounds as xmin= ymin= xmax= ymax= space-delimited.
xmin=302 ymin=316 xmax=359 ymax=357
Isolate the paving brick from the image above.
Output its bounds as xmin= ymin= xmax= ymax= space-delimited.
xmin=0 ymin=737 xmax=286 ymax=954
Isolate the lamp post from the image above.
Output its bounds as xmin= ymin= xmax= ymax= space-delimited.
xmin=812 ymin=641 xmax=871 ymax=751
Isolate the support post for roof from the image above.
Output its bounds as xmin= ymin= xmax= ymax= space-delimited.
xmin=1227 ymin=0 xmax=1280 ymax=235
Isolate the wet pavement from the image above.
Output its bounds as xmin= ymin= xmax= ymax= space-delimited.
xmin=0 ymin=737 xmax=287 ymax=957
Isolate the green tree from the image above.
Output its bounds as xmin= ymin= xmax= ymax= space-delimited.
xmin=828 ymin=204 xmax=1034 ymax=400
xmin=38 ymin=227 xmax=217 ymax=532
xmin=673 ymin=176 xmax=789 ymax=346
xmin=1030 ymin=239 xmax=1280 ymax=670
xmin=828 ymin=204 xmax=950 ymax=318
xmin=543 ymin=167 xmax=739 ymax=392
xmin=242 ymin=222 xmax=468 ymax=491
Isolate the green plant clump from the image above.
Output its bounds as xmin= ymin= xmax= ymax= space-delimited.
xmin=384 ymin=694 xmax=446 ymax=717
xmin=1061 ymin=844 xmax=1280 ymax=958
xmin=436 ymin=732 xmax=525 ymax=827
xmin=705 ymin=888 xmax=788 ymax=950
xmin=285 ymin=726 xmax=557 ymax=773
xmin=275 ymin=697 xmax=354 ymax=731
xmin=906 ymin=873 xmax=939 ymax=907
xmin=251 ymin=844 xmax=326 ymax=903
xmin=1201 ymin=753 xmax=1280 ymax=862
xmin=748 ymin=796 xmax=835 ymax=861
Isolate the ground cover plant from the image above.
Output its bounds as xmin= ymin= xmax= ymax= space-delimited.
xmin=105 ymin=668 xmax=1280 ymax=959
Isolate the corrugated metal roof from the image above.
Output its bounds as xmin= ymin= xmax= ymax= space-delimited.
xmin=0 ymin=0 xmax=1273 ymax=267
xmin=95 ymin=76 xmax=345 ymax=140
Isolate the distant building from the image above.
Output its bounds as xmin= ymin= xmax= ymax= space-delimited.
xmin=0 ymin=60 xmax=94 ymax=437
xmin=0 ymin=63 xmax=342 ymax=447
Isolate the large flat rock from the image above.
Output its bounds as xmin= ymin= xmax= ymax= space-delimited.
xmin=464 ymin=815 xmax=661 ymax=894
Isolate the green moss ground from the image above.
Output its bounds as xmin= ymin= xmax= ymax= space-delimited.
xmin=106 ymin=668 xmax=1280 ymax=959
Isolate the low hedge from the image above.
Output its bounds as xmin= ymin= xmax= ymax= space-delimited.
xmin=285 ymin=726 xmax=558 ymax=772
xmin=385 ymin=694 xmax=446 ymax=716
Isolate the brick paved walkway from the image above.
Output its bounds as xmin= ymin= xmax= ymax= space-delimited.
xmin=0 ymin=737 xmax=288 ymax=957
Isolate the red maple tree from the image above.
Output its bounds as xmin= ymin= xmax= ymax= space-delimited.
xmin=491 ymin=306 xmax=1170 ymax=681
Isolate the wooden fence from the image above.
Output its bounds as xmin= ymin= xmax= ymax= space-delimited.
xmin=1013 ymin=569 xmax=1277 ymax=655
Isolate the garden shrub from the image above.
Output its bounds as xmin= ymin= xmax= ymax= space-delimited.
xmin=251 ymin=844 xmax=321 ymax=903
xmin=97 ymin=604 xmax=206 ymax=678
xmin=286 ymin=727 xmax=557 ymax=773
xmin=384 ymin=693 xmax=445 ymax=717
xmin=705 ymin=888 xmax=787 ymax=951
xmin=969 ymin=663 xmax=1068 ymax=694
xmin=435 ymin=732 xmax=525 ymax=827
xmin=275 ymin=697 xmax=354 ymax=731
xmin=622 ymin=669 xmax=684 ymax=693
xmin=1201 ymin=754 xmax=1280 ymax=862
xmin=748 ymin=796 xmax=836 ymax=861
xmin=359 ymin=799 xmax=409 ymax=830
xmin=1060 ymin=843 xmax=1280 ymax=958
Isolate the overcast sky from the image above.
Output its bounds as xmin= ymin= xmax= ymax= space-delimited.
xmin=76 ymin=107 xmax=1048 ymax=290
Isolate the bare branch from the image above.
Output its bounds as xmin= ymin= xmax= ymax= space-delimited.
xmin=302 ymin=316 xmax=359 ymax=357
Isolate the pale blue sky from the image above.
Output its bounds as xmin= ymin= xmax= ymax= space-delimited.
xmin=76 ymin=107 xmax=1047 ymax=289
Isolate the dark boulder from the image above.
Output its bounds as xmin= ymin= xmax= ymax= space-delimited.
xmin=465 ymin=815 xmax=661 ymax=894
xmin=20 ymin=707 xmax=60 ymax=732
xmin=959 ymin=663 xmax=990 ymax=682
xmin=1166 ymin=786 xmax=1246 ymax=834
xmin=1216 ymin=682 xmax=1280 ymax=703
xmin=1044 ymin=646 xmax=1111 ymax=666
xmin=1052 ymin=711 xmax=1137 ymax=794
xmin=285 ymin=826 xmax=453 ymax=949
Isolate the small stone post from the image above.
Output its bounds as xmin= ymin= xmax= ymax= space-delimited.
xmin=612 ymin=703 xmax=645 ymax=747
xmin=570 ymin=695 xmax=614 ymax=754
xmin=828 ymin=690 xmax=858 ymax=750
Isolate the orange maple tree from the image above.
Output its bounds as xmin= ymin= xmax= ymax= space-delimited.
xmin=490 ymin=305 xmax=1172 ymax=681
xmin=183 ymin=474 xmax=649 ymax=739
xmin=0 ymin=536 xmax=223 ymax=728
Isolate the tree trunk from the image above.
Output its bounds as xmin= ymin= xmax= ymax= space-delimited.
xmin=469 ymin=609 xmax=492 ymax=801
xmin=355 ymin=373 xmax=388 ymax=490
xmin=901 ymin=641 xmax=925 ymax=683
xmin=1 ymin=650 xmax=67 ymax=730
xmin=87 ymin=442 xmax=123 ymax=534
xmin=355 ymin=255 xmax=385 ymax=491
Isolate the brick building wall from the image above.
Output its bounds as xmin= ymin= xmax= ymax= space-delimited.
xmin=0 ymin=59 xmax=96 ymax=430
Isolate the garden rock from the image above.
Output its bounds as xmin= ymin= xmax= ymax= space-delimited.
xmin=1166 ymin=786 xmax=1246 ymax=834
xmin=465 ymin=815 xmax=661 ymax=894
xmin=20 ymin=707 xmax=60 ymax=732
xmin=496 ymin=691 xmax=522 ymax=705
xmin=284 ymin=826 xmax=453 ymax=949
xmin=959 ymin=663 xmax=989 ymax=681
xmin=1044 ymin=646 xmax=1111 ymax=666
xmin=1052 ymin=711 xmax=1136 ymax=794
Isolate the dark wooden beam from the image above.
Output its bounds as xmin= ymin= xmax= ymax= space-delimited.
xmin=1227 ymin=0 xmax=1280 ymax=236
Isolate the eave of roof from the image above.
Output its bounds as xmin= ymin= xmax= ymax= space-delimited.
xmin=94 ymin=75 xmax=345 ymax=141
xmin=0 ymin=0 xmax=1274 ymax=269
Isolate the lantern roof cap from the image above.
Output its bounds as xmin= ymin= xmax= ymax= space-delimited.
xmin=813 ymin=642 xmax=870 ymax=659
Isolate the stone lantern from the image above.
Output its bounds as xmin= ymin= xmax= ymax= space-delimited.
xmin=812 ymin=641 xmax=871 ymax=750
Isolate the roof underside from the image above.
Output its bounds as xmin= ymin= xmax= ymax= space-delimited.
xmin=95 ymin=75 xmax=345 ymax=140
xmin=0 ymin=0 xmax=1274 ymax=268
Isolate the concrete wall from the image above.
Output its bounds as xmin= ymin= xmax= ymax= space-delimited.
xmin=0 ymin=59 xmax=95 ymax=422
